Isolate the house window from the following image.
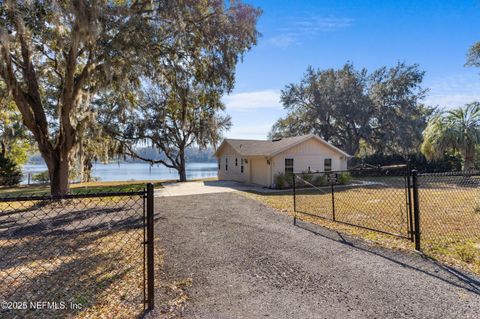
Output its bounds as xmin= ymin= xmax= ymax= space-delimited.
xmin=324 ymin=158 xmax=332 ymax=172
xmin=218 ymin=160 xmax=221 ymax=170
xmin=285 ymin=158 xmax=294 ymax=174
xmin=241 ymin=159 xmax=244 ymax=173
xmin=225 ymin=157 xmax=228 ymax=171
xmin=235 ymin=158 xmax=238 ymax=166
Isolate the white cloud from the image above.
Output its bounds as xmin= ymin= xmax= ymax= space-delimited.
xmin=283 ymin=16 xmax=354 ymax=33
xmin=425 ymin=94 xmax=480 ymax=108
xmin=225 ymin=124 xmax=273 ymax=140
xmin=268 ymin=16 xmax=354 ymax=48
xmin=223 ymin=90 xmax=282 ymax=111
xmin=425 ymin=73 xmax=480 ymax=108
xmin=269 ymin=35 xmax=298 ymax=48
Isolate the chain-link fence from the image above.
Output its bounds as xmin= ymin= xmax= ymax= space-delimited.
xmin=417 ymin=171 xmax=480 ymax=255
xmin=0 ymin=186 xmax=155 ymax=319
xmin=294 ymin=168 xmax=480 ymax=255
xmin=293 ymin=166 xmax=413 ymax=239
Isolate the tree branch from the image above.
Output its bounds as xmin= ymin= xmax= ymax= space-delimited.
xmin=123 ymin=143 xmax=178 ymax=169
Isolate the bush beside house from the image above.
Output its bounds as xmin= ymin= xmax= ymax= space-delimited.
xmin=273 ymin=171 xmax=350 ymax=189
xmin=337 ymin=172 xmax=351 ymax=185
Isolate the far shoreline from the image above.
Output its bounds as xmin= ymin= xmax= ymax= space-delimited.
xmin=20 ymin=162 xmax=218 ymax=184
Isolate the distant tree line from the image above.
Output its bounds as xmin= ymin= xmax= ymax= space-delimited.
xmin=131 ymin=147 xmax=216 ymax=164
xmin=270 ymin=62 xmax=433 ymax=157
xmin=270 ymin=59 xmax=480 ymax=172
xmin=28 ymin=146 xmax=216 ymax=165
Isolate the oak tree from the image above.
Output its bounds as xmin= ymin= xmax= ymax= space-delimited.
xmin=101 ymin=0 xmax=260 ymax=181
xmin=270 ymin=63 xmax=431 ymax=157
xmin=0 ymin=0 xmax=160 ymax=194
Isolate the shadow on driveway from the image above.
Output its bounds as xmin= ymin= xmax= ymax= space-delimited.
xmin=294 ymin=219 xmax=480 ymax=295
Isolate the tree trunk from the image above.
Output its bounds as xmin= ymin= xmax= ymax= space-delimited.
xmin=178 ymin=166 xmax=187 ymax=182
xmin=178 ymin=149 xmax=187 ymax=182
xmin=44 ymin=150 xmax=70 ymax=196
xmin=84 ymin=158 xmax=93 ymax=182
xmin=464 ymin=146 xmax=476 ymax=172
xmin=0 ymin=141 xmax=5 ymax=158
xmin=345 ymin=137 xmax=360 ymax=157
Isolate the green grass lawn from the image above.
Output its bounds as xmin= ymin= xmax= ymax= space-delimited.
xmin=0 ymin=180 xmax=165 ymax=198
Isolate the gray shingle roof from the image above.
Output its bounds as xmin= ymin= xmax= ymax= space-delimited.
xmin=216 ymin=134 xmax=350 ymax=157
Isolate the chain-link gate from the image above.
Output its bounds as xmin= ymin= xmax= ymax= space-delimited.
xmin=0 ymin=184 xmax=155 ymax=318
xmin=293 ymin=167 xmax=480 ymax=253
xmin=293 ymin=166 xmax=414 ymax=240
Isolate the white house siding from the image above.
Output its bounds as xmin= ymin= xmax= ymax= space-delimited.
xmin=271 ymin=138 xmax=348 ymax=184
xmin=216 ymin=136 xmax=349 ymax=187
xmin=217 ymin=143 xmax=250 ymax=183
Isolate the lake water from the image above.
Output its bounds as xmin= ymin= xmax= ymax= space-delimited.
xmin=22 ymin=162 xmax=218 ymax=184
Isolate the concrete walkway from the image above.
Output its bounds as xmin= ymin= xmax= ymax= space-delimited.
xmin=155 ymin=180 xmax=268 ymax=197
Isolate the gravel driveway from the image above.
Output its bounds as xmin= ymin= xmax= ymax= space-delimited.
xmin=152 ymin=192 xmax=480 ymax=318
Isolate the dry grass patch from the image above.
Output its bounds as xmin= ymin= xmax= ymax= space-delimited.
xmin=156 ymin=278 xmax=193 ymax=318
xmin=241 ymin=182 xmax=480 ymax=275
xmin=0 ymin=195 xmax=155 ymax=319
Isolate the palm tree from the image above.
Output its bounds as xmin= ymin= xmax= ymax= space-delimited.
xmin=421 ymin=102 xmax=480 ymax=171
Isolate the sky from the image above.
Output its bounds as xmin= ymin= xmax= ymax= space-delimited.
xmin=222 ymin=0 xmax=480 ymax=140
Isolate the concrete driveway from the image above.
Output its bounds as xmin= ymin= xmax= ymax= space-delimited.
xmin=155 ymin=180 xmax=266 ymax=197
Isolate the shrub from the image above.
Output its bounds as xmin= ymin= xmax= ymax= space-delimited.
xmin=299 ymin=171 xmax=313 ymax=185
xmin=313 ymin=174 xmax=327 ymax=186
xmin=285 ymin=172 xmax=295 ymax=186
xmin=274 ymin=172 xmax=299 ymax=188
xmin=273 ymin=173 xmax=287 ymax=189
xmin=0 ymin=156 xmax=23 ymax=186
xmin=337 ymin=172 xmax=351 ymax=185
xmin=32 ymin=170 xmax=50 ymax=184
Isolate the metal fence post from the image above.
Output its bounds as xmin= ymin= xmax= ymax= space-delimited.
xmin=411 ymin=170 xmax=421 ymax=251
xmin=331 ymin=179 xmax=336 ymax=221
xmin=146 ymin=183 xmax=155 ymax=311
xmin=406 ymin=171 xmax=414 ymax=242
xmin=292 ymin=174 xmax=297 ymax=225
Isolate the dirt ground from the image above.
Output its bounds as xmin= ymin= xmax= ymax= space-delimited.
xmin=150 ymin=192 xmax=480 ymax=319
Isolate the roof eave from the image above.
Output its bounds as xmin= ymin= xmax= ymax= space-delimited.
xmin=214 ymin=139 xmax=247 ymax=157
xmin=213 ymin=140 xmax=226 ymax=158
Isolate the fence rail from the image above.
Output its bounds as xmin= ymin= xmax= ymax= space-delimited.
xmin=0 ymin=184 xmax=155 ymax=319
xmin=293 ymin=168 xmax=480 ymax=253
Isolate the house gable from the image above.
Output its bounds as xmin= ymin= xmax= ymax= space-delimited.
xmin=269 ymin=135 xmax=351 ymax=158
xmin=271 ymin=137 xmax=349 ymax=176
xmin=215 ymin=141 xmax=241 ymax=158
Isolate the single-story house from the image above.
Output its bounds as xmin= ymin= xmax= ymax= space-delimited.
xmin=214 ymin=134 xmax=351 ymax=187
